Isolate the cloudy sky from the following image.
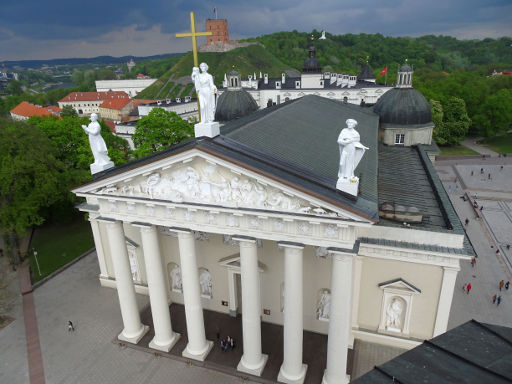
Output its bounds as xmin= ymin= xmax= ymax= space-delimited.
xmin=1 ymin=0 xmax=511 ymax=60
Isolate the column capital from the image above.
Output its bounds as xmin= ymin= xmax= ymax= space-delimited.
xmin=443 ymin=265 xmax=460 ymax=272
xmin=167 ymin=226 xmax=193 ymax=235
xmin=232 ymin=235 xmax=257 ymax=244
xmin=131 ymin=222 xmax=156 ymax=232
xmin=328 ymin=248 xmax=356 ymax=261
xmin=96 ymin=216 xmax=117 ymax=224
xmin=277 ymin=241 xmax=305 ymax=250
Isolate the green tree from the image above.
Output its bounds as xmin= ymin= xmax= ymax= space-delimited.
xmin=479 ymin=89 xmax=512 ymax=136
xmin=5 ymin=80 xmax=23 ymax=95
xmin=61 ymin=105 xmax=78 ymax=117
xmin=442 ymin=97 xmax=471 ymax=145
xmin=132 ymin=108 xmax=194 ymax=158
xmin=430 ymin=99 xmax=448 ymax=145
xmin=0 ymin=119 xmax=65 ymax=265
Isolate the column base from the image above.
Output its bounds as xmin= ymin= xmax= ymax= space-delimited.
xmin=182 ymin=340 xmax=213 ymax=361
xmin=278 ymin=363 xmax=308 ymax=384
xmin=237 ymin=354 xmax=268 ymax=377
xmin=118 ymin=324 xmax=149 ymax=345
xmin=321 ymin=370 xmax=350 ymax=384
xmin=149 ymin=332 xmax=181 ymax=353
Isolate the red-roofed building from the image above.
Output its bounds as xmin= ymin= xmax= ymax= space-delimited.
xmin=10 ymin=101 xmax=62 ymax=121
xmin=98 ymin=97 xmax=134 ymax=121
xmin=58 ymin=91 xmax=131 ymax=116
xmin=104 ymin=120 xmax=116 ymax=133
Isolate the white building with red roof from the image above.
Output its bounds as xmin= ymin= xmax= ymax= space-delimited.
xmin=95 ymin=77 xmax=156 ymax=97
xmin=10 ymin=101 xmax=61 ymax=120
xmin=58 ymin=91 xmax=131 ymax=116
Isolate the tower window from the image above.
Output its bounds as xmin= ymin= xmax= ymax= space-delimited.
xmin=395 ymin=134 xmax=405 ymax=145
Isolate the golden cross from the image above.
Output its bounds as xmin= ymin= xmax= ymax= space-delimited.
xmin=175 ymin=11 xmax=212 ymax=67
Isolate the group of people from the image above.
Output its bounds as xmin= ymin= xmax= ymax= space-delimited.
xmin=219 ymin=335 xmax=235 ymax=352
xmin=491 ymin=280 xmax=509 ymax=307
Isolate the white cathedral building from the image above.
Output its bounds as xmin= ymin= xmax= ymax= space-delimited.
xmin=217 ymin=45 xmax=392 ymax=109
xmin=73 ymin=63 xmax=471 ymax=384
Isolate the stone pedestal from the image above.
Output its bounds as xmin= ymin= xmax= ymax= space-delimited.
xmin=336 ymin=177 xmax=359 ymax=197
xmin=91 ymin=161 xmax=114 ymax=174
xmin=194 ymin=122 xmax=220 ymax=138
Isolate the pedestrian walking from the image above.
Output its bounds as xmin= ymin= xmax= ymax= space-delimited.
xmin=226 ymin=336 xmax=232 ymax=349
xmin=480 ymin=168 xmax=484 ymax=174
xmin=466 ymin=283 xmax=472 ymax=294
xmin=471 ymin=170 xmax=474 ymax=176
xmin=500 ymin=165 xmax=504 ymax=171
xmin=220 ymin=339 xmax=226 ymax=352
xmin=480 ymin=206 xmax=483 ymax=211
xmin=492 ymin=294 xmax=497 ymax=304
xmin=230 ymin=337 xmax=235 ymax=349
xmin=463 ymin=283 xmax=467 ymax=292
xmin=488 ymin=173 xmax=491 ymax=180
xmin=68 ymin=320 xmax=75 ymax=332
xmin=497 ymin=296 xmax=502 ymax=306
xmin=499 ymin=280 xmax=504 ymax=291
xmin=465 ymin=218 xmax=469 ymax=226
xmin=471 ymin=257 xmax=476 ymax=267
xmin=506 ymin=281 xmax=510 ymax=290
xmin=507 ymin=244 xmax=510 ymax=250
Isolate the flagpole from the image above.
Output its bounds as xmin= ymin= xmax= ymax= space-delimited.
xmin=385 ymin=65 xmax=387 ymax=85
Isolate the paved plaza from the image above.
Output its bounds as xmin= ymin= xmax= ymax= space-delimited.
xmin=435 ymin=156 xmax=512 ymax=331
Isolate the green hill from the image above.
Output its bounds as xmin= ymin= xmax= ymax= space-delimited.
xmin=136 ymin=44 xmax=295 ymax=99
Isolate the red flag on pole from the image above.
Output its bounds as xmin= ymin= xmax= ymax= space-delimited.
xmin=379 ymin=67 xmax=387 ymax=76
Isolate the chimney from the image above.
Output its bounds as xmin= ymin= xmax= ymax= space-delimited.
xmin=264 ymin=74 xmax=268 ymax=84
xmin=281 ymin=73 xmax=286 ymax=84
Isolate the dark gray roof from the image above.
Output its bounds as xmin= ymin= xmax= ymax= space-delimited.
xmin=215 ymin=88 xmax=258 ymax=122
xmin=352 ymin=320 xmax=512 ymax=384
xmin=373 ymin=88 xmax=432 ymax=126
xmin=221 ymin=95 xmax=380 ymax=208
xmin=400 ymin=63 xmax=413 ymax=72
xmin=358 ymin=63 xmax=376 ymax=80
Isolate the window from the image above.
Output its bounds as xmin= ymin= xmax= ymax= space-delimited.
xmin=395 ymin=134 xmax=405 ymax=145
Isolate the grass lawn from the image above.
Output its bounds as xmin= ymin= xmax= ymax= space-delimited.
xmin=439 ymin=145 xmax=479 ymax=156
xmin=28 ymin=216 xmax=94 ymax=282
xmin=481 ymin=133 xmax=512 ymax=154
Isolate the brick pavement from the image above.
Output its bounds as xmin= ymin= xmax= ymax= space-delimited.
xmin=19 ymin=263 xmax=46 ymax=384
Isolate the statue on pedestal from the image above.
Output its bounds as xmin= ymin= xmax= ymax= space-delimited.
xmin=386 ymin=298 xmax=403 ymax=332
xmin=336 ymin=119 xmax=368 ymax=196
xmin=192 ymin=62 xmax=217 ymax=123
xmin=81 ymin=113 xmax=114 ymax=174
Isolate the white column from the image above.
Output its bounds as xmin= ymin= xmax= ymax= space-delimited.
xmin=236 ymin=237 xmax=268 ymax=376
xmin=137 ymin=224 xmax=180 ymax=352
xmin=322 ymin=252 xmax=354 ymax=384
xmin=103 ymin=219 xmax=148 ymax=344
xmin=433 ymin=266 xmax=459 ymax=337
xmin=177 ymin=230 xmax=213 ymax=361
xmin=228 ymin=269 xmax=238 ymax=317
xmin=351 ymin=256 xmax=363 ymax=331
xmin=278 ymin=242 xmax=307 ymax=384
xmin=89 ymin=216 xmax=108 ymax=279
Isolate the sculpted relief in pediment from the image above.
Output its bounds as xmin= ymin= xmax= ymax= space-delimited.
xmin=95 ymin=158 xmax=341 ymax=217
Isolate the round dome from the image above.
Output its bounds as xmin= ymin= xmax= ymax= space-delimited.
xmin=303 ymin=45 xmax=321 ymax=73
xmin=373 ymin=88 xmax=432 ymax=126
xmin=400 ymin=63 xmax=412 ymax=72
xmin=229 ymin=69 xmax=239 ymax=76
xmin=215 ymin=88 xmax=258 ymax=122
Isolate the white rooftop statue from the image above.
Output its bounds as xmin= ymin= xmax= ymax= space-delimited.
xmin=82 ymin=113 xmax=114 ymax=174
xmin=319 ymin=30 xmax=327 ymax=40
xmin=192 ymin=62 xmax=220 ymax=138
xmin=336 ymin=119 xmax=368 ymax=196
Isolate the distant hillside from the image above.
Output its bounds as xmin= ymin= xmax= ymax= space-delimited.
xmin=1 ymin=53 xmax=184 ymax=69
xmin=136 ymin=45 xmax=295 ymax=99
xmin=243 ymin=31 xmax=512 ymax=74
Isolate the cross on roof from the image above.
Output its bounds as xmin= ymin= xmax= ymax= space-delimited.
xmin=175 ymin=11 xmax=213 ymax=67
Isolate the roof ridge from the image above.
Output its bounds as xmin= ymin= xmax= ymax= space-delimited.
xmin=472 ymin=320 xmax=512 ymax=347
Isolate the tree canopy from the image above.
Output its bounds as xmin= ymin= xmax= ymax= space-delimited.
xmin=132 ymin=108 xmax=194 ymax=158
xmin=0 ymin=119 xmax=65 ymax=264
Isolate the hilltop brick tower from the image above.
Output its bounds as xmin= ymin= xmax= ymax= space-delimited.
xmin=206 ymin=19 xmax=229 ymax=45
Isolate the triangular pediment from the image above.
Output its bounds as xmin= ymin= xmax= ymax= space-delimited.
xmin=378 ymin=278 xmax=421 ymax=294
xmin=73 ymin=149 xmax=370 ymax=222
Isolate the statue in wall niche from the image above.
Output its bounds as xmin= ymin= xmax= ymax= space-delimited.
xmin=170 ymin=265 xmax=182 ymax=293
xmin=81 ymin=113 xmax=114 ymax=174
xmin=317 ymin=289 xmax=331 ymax=321
xmin=199 ymin=269 xmax=212 ymax=298
xmin=386 ymin=298 xmax=403 ymax=331
xmin=192 ymin=62 xmax=217 ymax=123
xmin=337 ymin=119 xmax=368 ymax=181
